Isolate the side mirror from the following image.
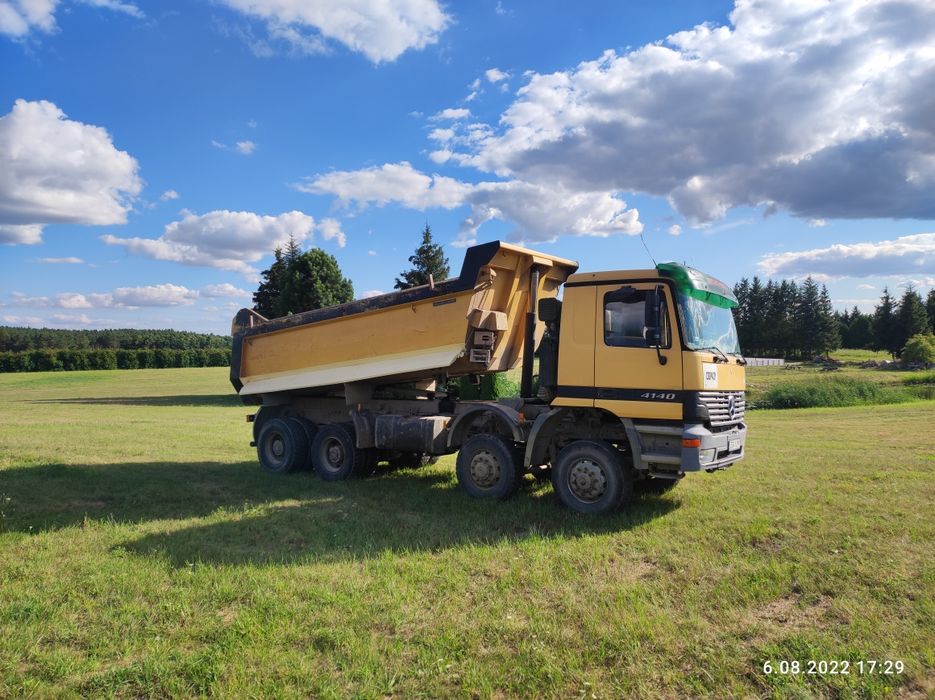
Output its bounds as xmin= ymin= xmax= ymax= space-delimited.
xmin=644 ymin=285 xmax=668 ymax=365
xmin=644 ymin=288 xmax=662 ymax=345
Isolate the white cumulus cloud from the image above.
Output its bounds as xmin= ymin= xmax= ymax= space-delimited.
xmin=1 ymin=0 xmax=143 ymax=38
xmin=304 ymin=161 xmax=641 ymax=246
xmin=235 ymin=140 xmax=256 ymax=155
xmin=79 ymin=0 xmax=143 ymax=18
xmin=317 ymin=217 xmax=346 ymax=247
xmin=668 ymin=224 xmax=681 ymax=236
xmin=216 ymin=0 xmax=449 ymax=63
xmin=0 ymin=223 xmax=43 ymax=244
xmin=431 ymin=107 xmax=471 ymax=121
xmin=299 ymin=162 xmax=471 ymax=210
xmin=449 ymin=0 xmax=935 ymax=225
xmin=38 ymin=256 xmax=84 ymax=264
xmin=9 ymin=284 xmax=198 ymax=309
xmin=202 ymin=283 xmax=252 ymax=298
xmin=0 ymin=99 xmax=142 ymax=243
xmin=112 ymin=284 xmax=197 ymax=307
xmin=101 ymin=209 xmax=322 ymax=277
xmin=484 ymin=67 xmax=507 ymax=83
xmin=0 ymin=0 xmax=58 ymax=38
xmin=160 ymin=189 xmax=180 ymax=201
xmin=758 ymin=233 xmax=935 ymax=279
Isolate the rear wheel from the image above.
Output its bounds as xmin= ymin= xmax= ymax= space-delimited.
xmin=256 ymin=417 xmax=310 ymax=474
xmin=552 ymin=441 xmax=631 ymax=514
xmin=311 ymin=423 xmax=375 ymax=481
xmin=456 ymin=434 xmax=520 ymax=500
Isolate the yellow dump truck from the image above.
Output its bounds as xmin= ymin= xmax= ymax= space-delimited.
xmin=230 ymin=240 xmax=746 ymax=514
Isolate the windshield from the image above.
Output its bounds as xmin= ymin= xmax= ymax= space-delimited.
xmin=677 ymin=292 xmax=741 ymax=355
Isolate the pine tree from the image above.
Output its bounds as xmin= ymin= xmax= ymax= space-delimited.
xmin=253 ymin=246 xmax=286 ymax=318
xmin=746 ymin=277 xmax=768 ymax=355
xmin=844 ymin=306 xmax=873 ymax=348
xmin=816 ymin=284 xmax=840 ymax=357
xmin=926 ymin=289 xmax=935 ymax=335
xmin=394 ymin=224 xmax=450 ymax=290
xmin=252 ymin=240 xmax=354 ymax=319
xmin=895 ymin=285 xmax=931 ymax=356
xmin=872 ymin=287 xmax=900 ymax=358
xmin=795 ymin=277 xmax=822 ymax=359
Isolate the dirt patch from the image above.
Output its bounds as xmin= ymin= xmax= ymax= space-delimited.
xmin=750 ymin=593 xmax=833 ymax=631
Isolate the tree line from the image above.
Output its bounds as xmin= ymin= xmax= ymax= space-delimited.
xmin=0 ymin=327 xmax=232 ymax=373
xmin=0 ymin=327 xmax=230 ymax=352
xmin=733 ymin=277 xmax=935 ymax=359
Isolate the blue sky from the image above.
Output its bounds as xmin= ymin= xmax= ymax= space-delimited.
xmin=1 ymin=0 xmax=933 ymax=335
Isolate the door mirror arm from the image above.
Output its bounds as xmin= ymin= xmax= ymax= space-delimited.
xmin=644 ymin=286 xmax=668 ymax=365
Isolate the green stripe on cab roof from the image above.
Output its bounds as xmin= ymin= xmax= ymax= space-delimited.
xmin=656 ymin=262 xmax=738 ymax=309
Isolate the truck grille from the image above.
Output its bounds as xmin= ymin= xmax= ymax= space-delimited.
xmin=699 ymin=390 xmax=745 ymax=428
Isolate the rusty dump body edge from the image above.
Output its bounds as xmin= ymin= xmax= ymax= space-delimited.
xmin=230 ymin=241 xmax=579 ymax=398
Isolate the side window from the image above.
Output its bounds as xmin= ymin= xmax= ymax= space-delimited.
xmin=603 ymin=289 xmax=671 ymax=348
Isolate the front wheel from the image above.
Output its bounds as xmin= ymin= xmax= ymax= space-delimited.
xmin=456 ymin=434 xmax=520 ymax=500
xmin=552 ymin=441 xmax=631 ymax=514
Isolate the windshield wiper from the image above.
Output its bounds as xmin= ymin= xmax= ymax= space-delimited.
xmin=732 ymin=353 xmax=748 ymax=366
xmin=698 ymin=346 xmax=729 ymax=363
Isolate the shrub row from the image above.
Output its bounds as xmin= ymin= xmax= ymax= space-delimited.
xmin=0 ymin=348 xmax=231 ymax=373
xmin=456 ymin=373 xmax=520 ymax=400
xmin=759 ymin=376 xmax=908 ymax=409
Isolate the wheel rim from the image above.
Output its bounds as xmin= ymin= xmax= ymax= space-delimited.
xmin=567 ymin=458 xmax=607 ymax=502
xmin=270 ymin=436 xmax=285 ymax=458
xmin=470 ymin=448 xmax=501 ymax=488
xmin=321 ymin=437 xmax=345 ymax=471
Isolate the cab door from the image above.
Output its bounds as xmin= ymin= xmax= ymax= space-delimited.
xmin=593 ymin=282 xmax=683 ymax=420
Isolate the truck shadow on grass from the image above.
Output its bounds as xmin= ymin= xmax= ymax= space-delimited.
xmin=27 ymin=394 xmax=243 ymax=407
xmin=120 ymin=477 xmax=680 ymax=566
xmin=0 ymin=460 xmax=679 ymax=565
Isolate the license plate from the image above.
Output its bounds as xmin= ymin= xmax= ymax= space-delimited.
xmin=728 ymin=438 xmax=741 ymax=452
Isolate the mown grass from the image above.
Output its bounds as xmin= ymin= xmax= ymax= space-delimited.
xmin=828 ymin=348 xmax=892 ymax=363
xmin=0 ymin=368 xmax=933 ymax=698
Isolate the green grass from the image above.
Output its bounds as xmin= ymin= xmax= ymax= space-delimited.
xmin=903 ymin=370 xmax=935 ymax=386
xmin=746 ymin=363 xmax=934 ymax=407
xmin=1 ymin=368 xmax=934 ymax=698
xmin=759 ymin=375 xmax=909 ymax=409
xmin=828 ymin=348 xmax=892 ymax=363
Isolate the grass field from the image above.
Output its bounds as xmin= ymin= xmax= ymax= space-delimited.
xmin=1 ymin=368 xmax=933 ymax=698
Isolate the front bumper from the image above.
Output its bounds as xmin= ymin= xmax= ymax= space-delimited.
xmin=680 ymin=422 xmax=746 ymax=472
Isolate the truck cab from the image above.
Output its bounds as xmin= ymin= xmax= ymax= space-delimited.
xmin=536 ymin=263 xmax=745 ymax=484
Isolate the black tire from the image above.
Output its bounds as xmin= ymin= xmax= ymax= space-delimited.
xmin=252 ymin=404 xmax=286 ymax=443
xmin=388 ymin=452 xmax=438 ymax=470
xmin=634 ymin=477 xmax=680 ymax=495
xmin=310 ymin=423 xmax=375 ymax=481
xmin=291 ymin=417 xmax=318 ymax=471
xmin=256 ymin=417 xmax=310 ymax=474
xmin=456 ymin=434 xmax=520 ymax=500
xmin=552 ymin=441 xmax=632 ymax=514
